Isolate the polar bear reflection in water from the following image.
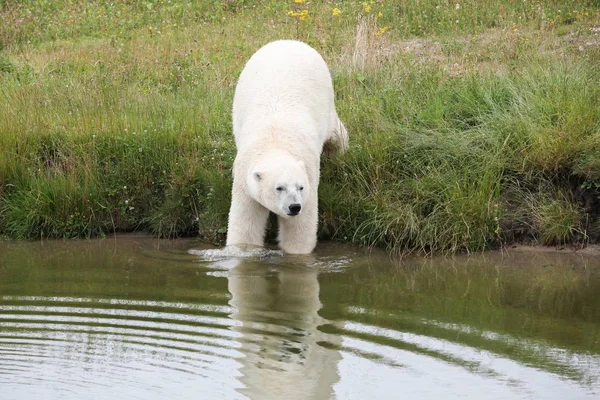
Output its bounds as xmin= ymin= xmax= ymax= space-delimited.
xmin=216 ymin=251 xmax=342 ymax=399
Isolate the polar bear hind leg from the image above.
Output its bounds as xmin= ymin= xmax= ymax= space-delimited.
xmin=323 ymin=112 xmax=349 ymax=158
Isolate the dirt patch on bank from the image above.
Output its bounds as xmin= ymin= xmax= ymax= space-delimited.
xmin=338 ymin=21 xmax=600 ymax=75
xmin=504 ymin=243 xmax=600 ymax=256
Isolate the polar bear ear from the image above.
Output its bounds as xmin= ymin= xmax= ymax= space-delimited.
xmin=253 ymin=171 xmax=263 ymax=182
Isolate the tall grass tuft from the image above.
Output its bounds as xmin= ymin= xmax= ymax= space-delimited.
xmin=1 ymin=173 xmax=109 ymax=239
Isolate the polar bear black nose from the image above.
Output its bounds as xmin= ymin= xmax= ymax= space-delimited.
xmin=289 ymin=204 xmax=301 ymax=215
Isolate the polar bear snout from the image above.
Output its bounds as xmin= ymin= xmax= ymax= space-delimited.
xmin=288 ymin=203 xmax=302 ymax=216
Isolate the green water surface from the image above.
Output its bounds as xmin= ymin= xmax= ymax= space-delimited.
xmin=1 ymin=236 xmax=599 ymax=399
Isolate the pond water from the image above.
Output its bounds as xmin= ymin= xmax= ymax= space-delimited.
xmin=0 ymin=236 xmax=599 ymax=400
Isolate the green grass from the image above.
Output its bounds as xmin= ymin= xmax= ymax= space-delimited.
xmin=1 ymin=0 xmax=599 ymax=253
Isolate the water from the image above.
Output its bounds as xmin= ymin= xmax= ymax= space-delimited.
xmin=1 ymin=236 xmax=599 ymax=400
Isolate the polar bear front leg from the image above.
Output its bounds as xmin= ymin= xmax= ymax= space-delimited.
xmin=226 ymin=182 xmax=269 ymax=247
xmin=277 ymin=191 xmax=318 ymax=254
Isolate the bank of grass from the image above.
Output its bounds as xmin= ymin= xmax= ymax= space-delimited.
xmin=1 ymin=1 xmax=599 ymax=253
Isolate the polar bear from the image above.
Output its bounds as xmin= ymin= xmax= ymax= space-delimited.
xmin=226 ymin=40 xmax=348 ymax=254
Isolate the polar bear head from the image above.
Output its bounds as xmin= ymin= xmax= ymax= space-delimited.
xmin=247 ymin=155 xmax=309 ymax=218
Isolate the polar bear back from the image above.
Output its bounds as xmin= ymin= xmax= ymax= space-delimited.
xmin=232 ymin=40 xmax=336 ymax=150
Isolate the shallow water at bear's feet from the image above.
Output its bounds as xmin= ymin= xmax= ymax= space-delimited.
xmin=1 ymin=236 xmax=600 ymax=400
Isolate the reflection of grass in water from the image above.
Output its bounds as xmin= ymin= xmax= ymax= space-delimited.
xmin=0 ymin=238 xmax=231 ymax=302
xmin=319 ymin=254 xmax=600 ymax=385
xmin=319 ymin=253 xmax=600 ymax=354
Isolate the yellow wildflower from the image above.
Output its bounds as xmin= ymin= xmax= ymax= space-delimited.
xmin=294 ymin=0 xmax=306 ymax=3
xmin=288 ymin=9 xmax=309 ymax=21
xmin=378 ymin=11 xmax=383 ymax=18
xmin=362 ymin=2 xmax=372 ymax=13
xmin=375 ymin=25 xmax=390 ymax=37
xmin=298 ymin=9 xmax=309 ymax=21
xmin=332 ymin=8 xmax=342 ymax=17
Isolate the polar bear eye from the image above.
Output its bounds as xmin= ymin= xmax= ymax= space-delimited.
xmin=276 ymin=186 xmax=285 ymax=192
xmin=298 ymin=186 xmax=304 ymax=191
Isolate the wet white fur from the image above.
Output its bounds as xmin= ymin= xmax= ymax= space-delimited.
xmin=226 ymin=40 xmax=348 ymax=254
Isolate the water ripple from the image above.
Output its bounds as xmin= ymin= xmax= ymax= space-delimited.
xmin=0 ymin=296 xmax=245 ymax=400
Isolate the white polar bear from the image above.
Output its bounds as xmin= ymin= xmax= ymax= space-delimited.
xmin=226 ymin=40 xmax=348 ymax=254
